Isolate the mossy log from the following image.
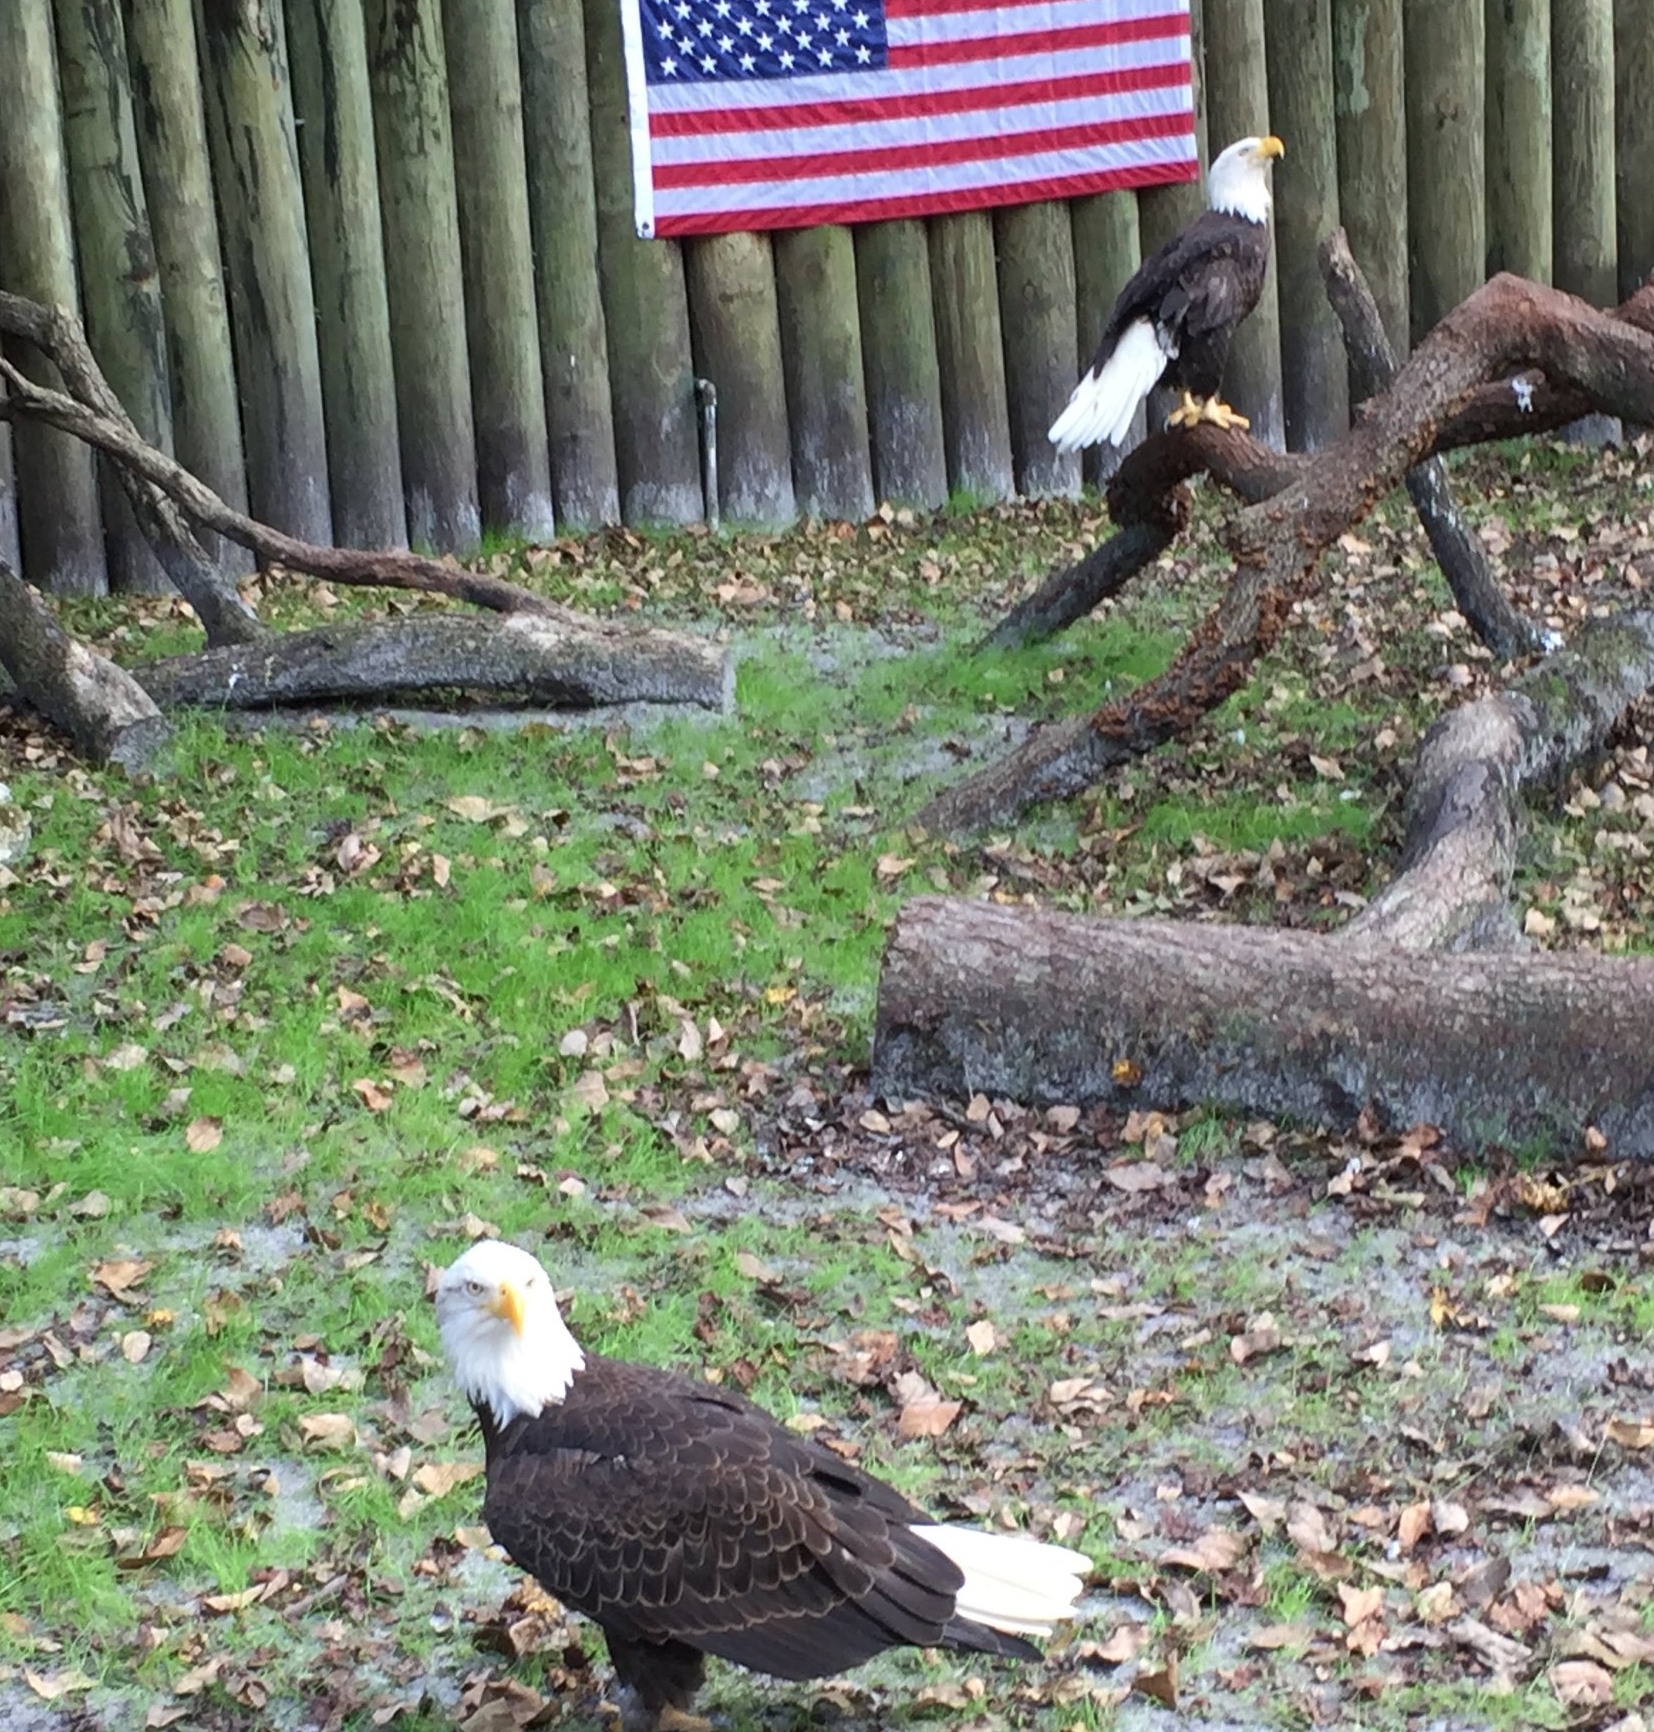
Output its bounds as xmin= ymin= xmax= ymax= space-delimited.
xmin=928 ymin=213 xmax=1014 ymax=501
xmin=1485 ymin=0 xmax=1552 ymax=283
xmin=995 ymin=202 xmax=1080 ymax=499
xmin=1331 ymin=0 xmax=1408 ymax=357
xmin=1551 ymin=0 xmax=1618 ymax=307
xmin=854 ymin=220 xmax=947 ymax=510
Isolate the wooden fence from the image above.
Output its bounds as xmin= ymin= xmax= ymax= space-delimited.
xmin=0 ymin=0 xmax=1651 ymax=596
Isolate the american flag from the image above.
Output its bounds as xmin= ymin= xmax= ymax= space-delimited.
xmin=619 ymin=0 xmax=1197 ymax=236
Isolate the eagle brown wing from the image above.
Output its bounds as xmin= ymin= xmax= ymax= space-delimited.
xmin=479 ymin=1356 xmax=982 ymax=1681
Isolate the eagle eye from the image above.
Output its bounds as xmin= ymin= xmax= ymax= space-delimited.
xmin=465 ymin=1278 xmax=486 ymax=1297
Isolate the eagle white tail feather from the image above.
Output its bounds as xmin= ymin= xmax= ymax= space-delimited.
xmin=1047 ymin=317 xmax=1169 ymax=452
xmin=915 ymin=1524 xmax=1091 ymax=1639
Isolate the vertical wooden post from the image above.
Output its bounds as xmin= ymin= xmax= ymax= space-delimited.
xmin=54 ymin=0 xmax=174 ymax=592
xmin=996 ymin=202 xmax=1080 ymax=498
xmin=0 ymin=392 xmax=19 ymax=577
xmin=582 ymin=0 xmax=700 ymax=524
xmin=1201 ymin=0 xmax=1284 ymax=446
xmin=517 ymin=0 xmax=619 ymax=528
xmin=773 ymin=228 xmax=873 ymax=523
xmin=1070 ymin=191 xmax=1144 ymax=483
xmin=684 ymin=234 xmax=796 ymax=527
xmin=1403 ymin=0 xmax=1485 ymax=342
xmin=1617 ymin=0 xmax=1654 ymax=299
xmin=0 ymin=0 xmax=106 ymax=596
xmin=285 ymin=0 xmax=406 ymax=550
xmin=125 ymin=0 xmax=252 ymax=574
xmin=1552 ymin=0 xmax=1618 ymax=306
xmin=444 ymin=0 xmax=554 ymax=540
xmin=196 ymin=0 xmax=333 ymax=547
xmin=1485 ymin=0 xmax=1551 ymax=281
xmin=855 ymin=221 xmax=947 ymax=510
xmin=362 ymin=0 xmax=479 ymax=551
xmin=1264 ymin=0 xmax=1348 ymax=451
xmin=928 ymin=214 xmax=1014 ymax=502
xmin=1331 ymin=0 xmax=1409 ymax=356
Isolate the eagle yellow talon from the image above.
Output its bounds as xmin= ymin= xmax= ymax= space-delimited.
xmin=1163 ymin=390 xmax=1205 ymax=430
xmin=1199 ymin=397 xmax=1250 ymax=431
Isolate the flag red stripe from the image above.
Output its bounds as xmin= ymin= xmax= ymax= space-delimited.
xmin=883 ymin=0 xmax=1182 ymax=24
xmin=888 ymin=18 xmax=1183 ymax=65
xmin=648 ymin=61 xmax=1189 ymax=137
xmin=651 ymin=108 xmax=1193 ymax=187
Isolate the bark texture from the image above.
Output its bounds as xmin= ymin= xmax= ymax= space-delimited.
xmin=995 ymin=201 xmax=1080 ymax=499
xmin=928 ymin=214 xmax=1014 ymax=501
xmin=855 ymin=220 xmax=947 ymax=510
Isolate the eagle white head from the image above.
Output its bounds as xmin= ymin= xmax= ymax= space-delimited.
xmin=435 ymin=1240 xmax=586 ymax=1425
xmin=1206 ymin=134 xmax=1284 ymax=225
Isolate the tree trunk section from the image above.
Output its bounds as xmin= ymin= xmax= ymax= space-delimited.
xmin=1200 ymin=0 xmax=1284 ymax=446
xmin=363 ymin=0 xmax=479 ymax=551
xmin=1551 ymin=0 xmax=1618 ymax=308
xmin=124 ymin=0 xmax=253 ymax=574
xmin=0 ymin=0 xmax=107 ymax=596
xmin=995 ymin=202 xmax=1080 ymax=499
xmin=1331 ymin=0 xmax=1408 ymax=359
xmin=0 ymin=390 xmax=19 ymax=576
xmin=1264 ymin=0 xmax=1348 ymax=451
xmin=285 ymin=0 xmax=407 ymax=551
xmin=928 ymin=213 xmax=1014 ymax=502
xmin=685 ymin=233 xmax=796 ymax=528
xmin=1070 ymin=190 xmax=1145 ymax=487
xmin=196 ymin=0 xmax=333 ymax=547
xmin=53 ymin=0 xmax=174 ymax=594
xmin=517 ymin=0 xmax=619 ymax=528
xmin=1485 ymin=0 xmax=1551 ymax=282
xmin=871 ymin=897 xmax=1654 ymax=1158
xmin=444 ymin=0 xmax=554 ymax=541
xmin=1404 ymin=0 xmax=1486 ymax=341
xmin=854 ymin=219 xmax=947 ymax=510
xmin=773 ymin=226 xmax=874 ymax=523
xmin=1616 ymin=0 xmax=1654 ymax=301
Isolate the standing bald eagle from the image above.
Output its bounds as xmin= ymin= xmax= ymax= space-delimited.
xmin=436 ymin=1241 xmax=1090 ymax=1732
xmin=1049 ymin=134 xmax=1285 ymax=451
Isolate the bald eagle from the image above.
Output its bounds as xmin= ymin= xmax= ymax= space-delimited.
xmin=1049 ymin=134 xmax=1284 ymax=451
xmin=436 ymin=1241 xmax=1090 ymax=1732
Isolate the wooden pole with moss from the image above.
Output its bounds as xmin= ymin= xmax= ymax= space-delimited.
xmin=517 ymin=0 xmax=619 ymax=528
xmin=1070 ymin=191 xmax=1143 ymax=484
xmin=773 ymin=227 xmax=873 ymax=522
xmin=285 ymin=0 xmax=406 ymax=550
xmin=1551 ymin=0 xmax=1618 ymax=307
xmin=928 ymin=214 xmax=1013 ymax=501
xmin=1403 ymin=0 xmax=1485 ymax=342
xmin=1200 ymin=0 xmax=1283 ymax=445
xmin=684 ymin=234 xmax=796 ymax=527
xmin=854 ymin=221 xmax=946 ymax=509
xmin=196 ymin=0 xmax=333 ymax=547
xmin=1485 ymin=0 xmax=1551 ymax=282
xmin=582 ymin=0 xmax=700 ymax=524
xmin=125 ymin=0 xmax=252 ymax=573
xmin=1264 ymin=0 xmax=1347 ymax=450
xmin=444 ymin=0 xmax=554 ymax=540
xmin=1617 ymin=0 xmax=1654 ymax=299
xmin=0 ymin=396 xmax=18 ymax=577
xmin=0 ymin=1 xmax=106 ymax=595
xmin=995 ymin=202 xmax=1079 ymax=498
xmin=1331 ymin=0 xmax=1408 ymax=356
xmin=53 ymin=0 xmax=174 ymax=592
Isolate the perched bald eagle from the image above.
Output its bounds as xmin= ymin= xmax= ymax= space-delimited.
xmin=1049 ymin=134 xmax=1285 ymax=451
xmin=437 ymin=1241 xmax=1090 ymax=1732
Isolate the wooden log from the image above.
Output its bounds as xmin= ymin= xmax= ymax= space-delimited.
xmin=1200 ymin=0 xmax=1284 ymax=446
xmin=928 ymin=213 xmax=1014 ymax=501
xmin=196 ymin=0 xmax=333 ymax=547
xmin=1331 ymin=0 xmax=1408 ymax=356
xmin=0 ymin=0 xmax=106 ymax=596
xmin=1403 ymin=0 xmax=1485 ymax=341
xmin=871 ymin=896 xmax=1654 ymax=1157
xmin=516 ymin=0 xmax=619 ymax=528
xmin=362 ymin=0 xmax=479 ymax=551
xmin=1617 ymin=0 xmax=1654 ymax=300
xmin=52 ymin=0 xmax=173 ymax=594
xmin=773 ymin=226 xmax=873 ymax=523
xmin=1070 ymin=191 xmax=1145 ymax=485
xmin=124 ymin=0 xmax=253 ymax=574
xmin=1264 ymin=0 xmax=1348 ymax=450
xmin=1485 ymin=0 xmax=1551 ymax=282
xmin=1552 ymin=0 xmax=1618 ymax=307
xmin=285 ymin=0 xmax=407 ymax=551
xmin=995 ymin=202 xmax=1080 ymax=499
xmin=444 ymin=0 xmax=554 ymax=540
xmin=854 ymin=220 xmax=947 ymax=509
xmin=684 ymin=233 xmax=796 ymax=527
xmin=582 ymin=0 xmax=700 ymax=524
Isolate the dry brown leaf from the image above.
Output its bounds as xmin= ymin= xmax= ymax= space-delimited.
xmin=965 ymin=1319 xmax=998 ymax=1356
xmin=299 ymin=1412 xmax=357 ymax=1450
xmin=1103 ymin=1161 xmax=1171 ymax=1194
xmin=1238 ymin=1491 xmax=1287 ymax=1533
xmin=1247 ymin=1623 xmax=1311 ymax=1651
xmin=1338 ymin=1582 xmax=1385 ymax=1627
xmin=568 ymin=1070 xmax=608 ymax=1110
xmin=1090 ymin=1623 xmax=1149 ymax=1664
xmin=412 ymin=1461 xmax=486 ymax=1498
xmin=91 ymin=1257 xmax=153 ymax=1300
xmin=1397 ymin=1500 xmax=1431 ymax=1550
xmin=1551 ymin=1658 xmax=1615 ymax=1706
xmin=1160 ymin=1527 xmax=1245 ymax=1573
xmin=173 ymin=1656 xmax=224 ymax=1696
xmin=896 ymin=1395 xmax=962 ymax=1440
xmin=121 ymin=1329 xmax=153 ymax=1365
xmin=352 ymin=1078 xmax=393 ymax=1113
xmin=185 ymin=1116 xmax=223 ymax=1153
xmin=1229 ymin=1311 xmax=1283 ymax=1364
xmin=1606 ymin=1416 xmax=1654 ymax=1449
xmin=1132 ymin=1656 xmax=1178 ymax=1709
xmin=23 ymin=1668 xmax=96 ymax=1700
xmin=1286 ymin=1501 xmax=1338 ymax=1555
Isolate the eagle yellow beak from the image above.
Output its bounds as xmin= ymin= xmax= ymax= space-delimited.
xmin=1258 ymin=136 xmax=1285 ymax=160
xmin=488 ymin=1281 xmax=526 ymax=1335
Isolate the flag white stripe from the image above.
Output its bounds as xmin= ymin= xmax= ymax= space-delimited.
xmin=622 ymin=0 xmax=658 ymax=234
xmin=884 ymin=0 xmax=1182 ymax=43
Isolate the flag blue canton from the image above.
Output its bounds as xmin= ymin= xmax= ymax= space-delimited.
xmin=641 ymin=0 xmax=888 ymax=83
